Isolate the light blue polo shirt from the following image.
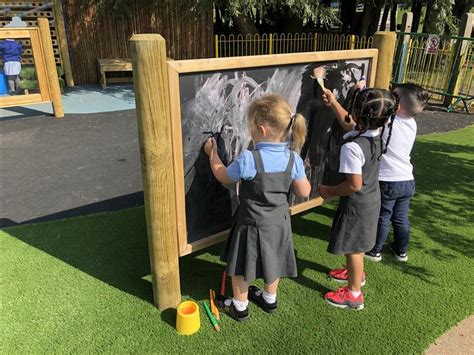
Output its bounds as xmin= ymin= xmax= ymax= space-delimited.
xmin=226 ymin=142 xmax=306 ymax=182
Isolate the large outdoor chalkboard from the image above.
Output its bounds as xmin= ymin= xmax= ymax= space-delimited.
xmin=166 ymin=51 xmax=377 ymax=252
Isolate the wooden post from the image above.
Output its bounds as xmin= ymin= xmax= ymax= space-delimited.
xmin=372 ymin=31 xmax=397 ymax=89
xmin=395 ymin=12 xmax=413 ymax=83
xmin=53 ymin=0 xmax=74 ymax=87
xmin=38 ymin=18 xmax=64 ymax=118
xmin=443 ymin=13 xmax=473 ymax=107
xmin=130 ymin=34 xmax=181 ymax=310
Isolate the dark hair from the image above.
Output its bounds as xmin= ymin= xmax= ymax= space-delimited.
xmin=346 ymin=88 xmax=399 ymax=158
xmin=392 ymin=83 xmax=430 ymax=117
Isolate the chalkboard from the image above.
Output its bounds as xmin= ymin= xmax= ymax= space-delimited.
xmin=167 ymin=50 xmax=377 ymax=253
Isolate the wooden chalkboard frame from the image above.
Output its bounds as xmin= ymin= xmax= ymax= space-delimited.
xmin=0 ymin=18 xmax=63 ymax=117
xmin=131 ymin=33 xmax=400 ymax=310
xmin=167 ymin=49 xmax=378 ymax=257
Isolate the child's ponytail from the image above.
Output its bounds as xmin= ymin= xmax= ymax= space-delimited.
xmin=289 ymin=113 xmax=307 ymax=153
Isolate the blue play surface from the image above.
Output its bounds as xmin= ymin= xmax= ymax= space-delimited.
xmin=0 ymin=84 xmax=136 ymax=120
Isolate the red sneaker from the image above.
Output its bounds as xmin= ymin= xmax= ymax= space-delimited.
xmin=328 ymin=267 xmax=366 ymax=286
xmin=324 ymin=286 xmax=364 ymax=310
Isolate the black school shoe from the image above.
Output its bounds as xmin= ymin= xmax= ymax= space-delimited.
xmin=214 ymin=295 xmax=249 ymax=322
xmin=248 ymin=286 xmax=277 ymax=313
xmin=389 ymin=243 xmax=408 ymax=262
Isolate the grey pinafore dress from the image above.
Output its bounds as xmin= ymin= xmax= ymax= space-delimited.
xmin=221 ymin=150 xmax=298 ymax=283
xmin=328 ymin=135 xmax=381 ymax=255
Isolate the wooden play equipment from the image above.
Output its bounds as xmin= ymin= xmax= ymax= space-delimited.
xmin=130 ymin=33 xmax=394 ymax=310
xmin=97 ymin=58 xmax=133 ymax=90
xmin=0 ymin=18 xmax=64 ymax=117
xmin=0 ymin=0 xmax=73 ymax=86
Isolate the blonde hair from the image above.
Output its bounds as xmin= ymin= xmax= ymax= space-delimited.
xmin=247 ymin=94 xmax=307 ymax=152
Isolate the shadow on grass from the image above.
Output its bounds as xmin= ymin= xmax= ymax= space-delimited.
xmin=409 ymin=139 xmax=474 ymax=259
xmin=3 ymin=137 xmax=471 ymax=309
xmin=4 ymin=208 xmax=154 ymax=303
xmin=292 ymin=207 xmax=333 ymax=242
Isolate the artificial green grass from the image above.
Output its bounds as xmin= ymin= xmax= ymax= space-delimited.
xmin=2 ymin=127 xmax=473 ymax=353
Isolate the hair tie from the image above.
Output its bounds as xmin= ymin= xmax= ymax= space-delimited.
xmin=287 ymin=112 xmax=296 ymax=130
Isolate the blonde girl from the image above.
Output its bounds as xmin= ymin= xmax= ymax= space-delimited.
xmin=204 ymin=94 xmax=311 ymax=321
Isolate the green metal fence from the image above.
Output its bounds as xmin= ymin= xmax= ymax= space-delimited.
xmin=393 ymin=32 xmax=473 ymax=111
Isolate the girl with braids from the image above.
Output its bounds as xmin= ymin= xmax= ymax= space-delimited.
xmin=204 ymin=94 xmax=311 ymax=321
xmin=365 ymin=83 xmax=430 ymax=263
xmin=318 ymin=88 xmax=398 ymax=310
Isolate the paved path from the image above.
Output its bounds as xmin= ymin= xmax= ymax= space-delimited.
xmin=0 ymin=85 xmax=135 ymax=120
xmin=1 ymin=109 xmax=142 ymax=227
xmin=426 ymin=315 xmax=474 ymax=354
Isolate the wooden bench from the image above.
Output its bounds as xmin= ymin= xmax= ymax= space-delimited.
xmin=97 ymin=59 xmax=133 ymax=90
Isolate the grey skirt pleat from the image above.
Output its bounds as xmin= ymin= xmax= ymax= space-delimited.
xmin=327 ymin=197 xmax=381 ymax=255
xmin=221 ymin=222 xmax=297 ymax=284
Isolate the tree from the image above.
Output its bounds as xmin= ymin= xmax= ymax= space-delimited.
xmin=452 ymin=0 xmax=474 ymax=21
xmin=379 ymin=2 xmax=391 ymax=31
xmin=446 ymin=0 xmax=474 ymax=34
xmin=422 ymin=0 xmax=455 ymax=35
xmin=340 ymin=0 xmax=357 ymax=33
xmin=411 ymin=0 xmax=423 ymax=33
xmin=359 ymin=0 xmax=385 ymax=37
xmin=389 ymin=1 xmax=397 ymax=31
xmin=215 ymin=0 xmax=339 ymax=35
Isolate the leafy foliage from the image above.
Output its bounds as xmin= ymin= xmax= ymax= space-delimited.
xmin=94 ymin=0 xmax=338 ymax=27
xmin=216 ymin=0 xmax=339 ymax=26
xmin=423 ymin=0 xmax=457 ymax=35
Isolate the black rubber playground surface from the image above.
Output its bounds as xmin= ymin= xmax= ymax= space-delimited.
xmin=1 ymin=108 xmax=473 ymax=228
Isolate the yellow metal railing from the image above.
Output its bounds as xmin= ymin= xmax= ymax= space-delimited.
xmin=402 ymin=37 xmax=457 ymax=101
xmin=455 ymin=41 xmax=473 ymax=99
xmin=395 ymin=32 xmax=473 ymax=110
xmin=215 ymin=33 xmax=373 ymax=58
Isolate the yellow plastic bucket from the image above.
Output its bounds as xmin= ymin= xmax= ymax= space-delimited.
xmin=176 ymin=301 xmax=200 ymax=335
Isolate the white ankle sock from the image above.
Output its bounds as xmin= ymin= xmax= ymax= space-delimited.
xmin=349 ymin=289 xmax=361 ymax=298
xmin=262 ymin=291 xmax=277 ymax=304
xmin=231 ymin=298 xmax=249 ymax=311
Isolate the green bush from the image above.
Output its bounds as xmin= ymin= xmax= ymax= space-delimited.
xmin=19 ymin=79 xmax=38 ymax=90
xmin=20 ymin=67 xmax=36 ymax=80
xmin=18 ymin=66 xmax=65 ymax=91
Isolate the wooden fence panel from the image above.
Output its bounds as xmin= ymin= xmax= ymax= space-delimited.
xmin=63 ymin=0 xmax=213 ymax=84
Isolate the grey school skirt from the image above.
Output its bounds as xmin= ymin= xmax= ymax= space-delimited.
xmin=221 ymin=220 xmax=298 ymax=284
xmin=328 ymin=196 xmax=381 ymax=255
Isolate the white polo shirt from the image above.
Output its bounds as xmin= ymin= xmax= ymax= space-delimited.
xmin=379 ymin=115 xmax=417 ymax=181
xmin=339 ymin=129 xmax=381 ymax=175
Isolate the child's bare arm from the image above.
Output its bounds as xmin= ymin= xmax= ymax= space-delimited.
xmin=322 ymin=89 xmax=356 ymax=131
xmin=317 ymin=174 xmax=362 ymax=200
xmin=291 ymin=178 xmax=311 ymax=198
xmin=204 ymin=138 xmax=234 ymax=185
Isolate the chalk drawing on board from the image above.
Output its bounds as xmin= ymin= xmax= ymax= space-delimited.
xmin=179 ymin=59 xmax=370 ymax=243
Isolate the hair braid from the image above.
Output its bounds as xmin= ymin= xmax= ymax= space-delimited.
xmin=355 ymin=92 xmax=369 ymax=131
xmin=378 ymin=124 xmax=386 ymax=160
xmin=382 ymin=93 xmax=399 ymax=154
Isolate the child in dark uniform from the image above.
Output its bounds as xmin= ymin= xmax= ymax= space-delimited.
xmin=318 ymin=88 xmax=398 ymax=310
xmin=204 ymin=94 xmax=311 ymax=321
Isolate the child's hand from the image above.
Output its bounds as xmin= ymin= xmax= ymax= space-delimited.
xmin=354 ymin=80 xmax=366 ymax=91
xmin=322 ymin=89 xmax=336 ymax=107
xmin=204 ymin=137 xmax=217 ymax=157
xmin=318 ymin=184 xmax=332 ymax=200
